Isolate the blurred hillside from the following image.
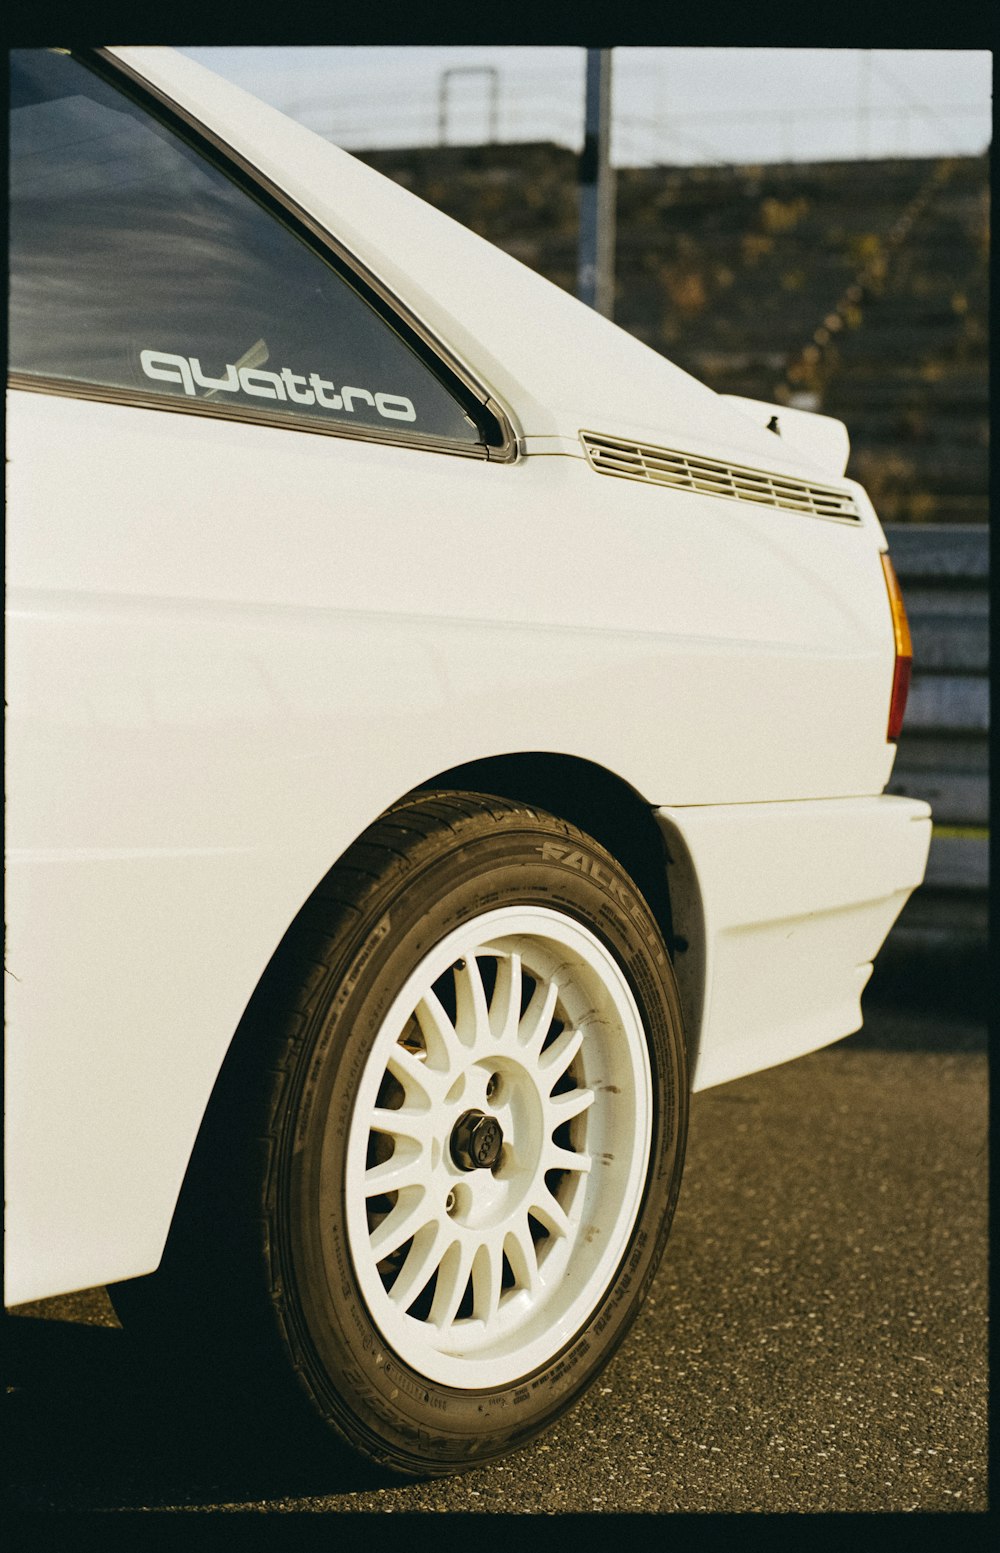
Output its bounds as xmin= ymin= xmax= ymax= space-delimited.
xmin=357 ymin=145 xmax=989 ymax=523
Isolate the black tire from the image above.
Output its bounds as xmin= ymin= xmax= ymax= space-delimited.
xmin=111 ymin=791 xmax=688 ymax=1477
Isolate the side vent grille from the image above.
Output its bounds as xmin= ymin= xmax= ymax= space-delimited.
xmin=581 ymin=432 xmax=861 ymax=523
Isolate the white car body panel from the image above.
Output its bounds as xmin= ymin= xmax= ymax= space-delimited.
xmin=5 ymin=48 xmax=929 ymax=1307
xmin=657 ymin=797 xmax=930 ymax=1092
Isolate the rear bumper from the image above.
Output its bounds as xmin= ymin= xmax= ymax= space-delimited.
xmin=655 ymin=795 xmax=932 ymax=1091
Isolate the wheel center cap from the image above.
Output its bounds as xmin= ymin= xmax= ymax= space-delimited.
xmin=450 ymin=1109 xmax=504 ymax=1172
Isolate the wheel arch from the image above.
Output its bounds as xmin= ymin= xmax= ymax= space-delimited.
xmin=229 ymin=750 xmax=692 ymax=1088
xmin=416 ymin=752 xmax=676 ymax=957
xmin=410 ymin=752 xmax=700 ymax=1072
xmin=159 ymin=752 xmax=694 ymax=1278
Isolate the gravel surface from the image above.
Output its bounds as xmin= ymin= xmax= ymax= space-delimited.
xmin=5 ymin=1004 xmax=987 ymax=1515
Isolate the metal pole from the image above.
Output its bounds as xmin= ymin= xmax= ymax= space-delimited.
xmin=577 ymin=49 xmax=616 ymax=318
xmin=858 ymin=51 xmax=871 ymax=159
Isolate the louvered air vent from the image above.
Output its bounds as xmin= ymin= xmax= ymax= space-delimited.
xmin=581 ymin=432 xmax=861 ymax=523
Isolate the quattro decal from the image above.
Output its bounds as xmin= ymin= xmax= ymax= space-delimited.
xmin=140 ymin=350 xmax=417 ymax=422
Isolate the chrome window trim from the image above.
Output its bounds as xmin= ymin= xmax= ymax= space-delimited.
xmin=10 ymin=46 xmax=518 ymax=464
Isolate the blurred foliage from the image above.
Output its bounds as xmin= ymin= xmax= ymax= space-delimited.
xmin=760 ymin=195 xmax=810 ymax=235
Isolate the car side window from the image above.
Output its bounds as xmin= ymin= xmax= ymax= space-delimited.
xmin=8 ymin=49 xmax=483 ymax=446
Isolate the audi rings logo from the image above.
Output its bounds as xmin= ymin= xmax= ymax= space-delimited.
xmin=475 ymin=1119 xmax=501 ymax=1167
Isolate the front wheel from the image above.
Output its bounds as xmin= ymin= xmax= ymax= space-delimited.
xmin=115 ymin=791 xmax=688 ymax=1476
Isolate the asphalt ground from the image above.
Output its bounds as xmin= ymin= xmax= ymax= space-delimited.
xmin=4 ymin=976 xmax=988 ymax=1518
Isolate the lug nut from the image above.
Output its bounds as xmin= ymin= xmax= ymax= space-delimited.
xmin=450 ymin=1109 xmax=504 ymax=1172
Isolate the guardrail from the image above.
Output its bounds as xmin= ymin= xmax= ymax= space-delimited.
xmin=882 ymin=522 xmax=989 ymax=956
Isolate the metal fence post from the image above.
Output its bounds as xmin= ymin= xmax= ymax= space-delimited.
xmin=578 ymin=48 xmax=616 ymax=318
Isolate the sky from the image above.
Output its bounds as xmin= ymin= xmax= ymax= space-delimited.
xmin=182 ymin=47 xmax=992 ymax=168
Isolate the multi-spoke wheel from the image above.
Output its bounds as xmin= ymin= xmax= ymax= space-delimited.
xmin=112 ymin=791 xmax=688 ymax=1477
xmin=345 ymin=907 xmax=653 ymax=1388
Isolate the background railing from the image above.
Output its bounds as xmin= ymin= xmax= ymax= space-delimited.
xmin=882 ymin=522 xmax=989 ymax=962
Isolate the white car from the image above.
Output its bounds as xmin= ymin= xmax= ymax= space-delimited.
xmin=6 ymin=46 xmax=930 ymax=1475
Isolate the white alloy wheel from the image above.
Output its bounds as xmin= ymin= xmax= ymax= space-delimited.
xmin=344 ymin=907 xmax=653 ymax=1388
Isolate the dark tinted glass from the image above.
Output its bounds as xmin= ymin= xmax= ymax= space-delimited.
xmin=8 ymin=50 xmax=481 ymax=444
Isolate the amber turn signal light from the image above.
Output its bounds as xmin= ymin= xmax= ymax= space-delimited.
xmin=881 ymin=552 xmax=913 ymax=741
